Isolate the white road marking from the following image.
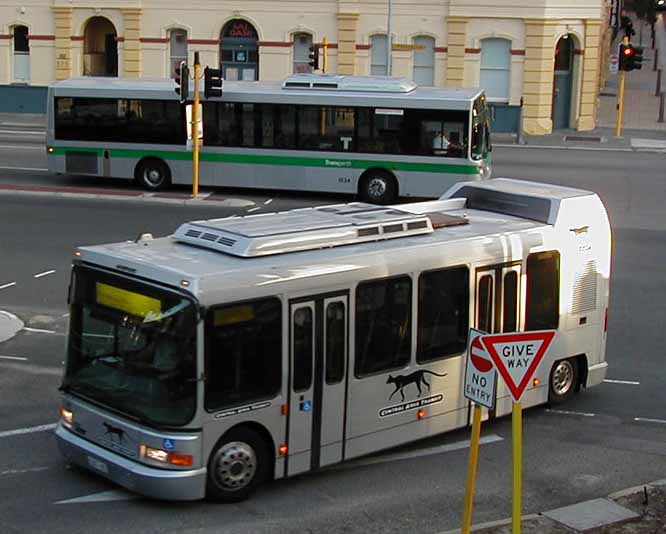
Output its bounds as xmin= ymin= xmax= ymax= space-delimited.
xmin=0 ymin=423 xmax=57 ymax=439
xmin=0 ymin=355 xmax=28 ymax=361
xmin=546 ymin=409 xmax=596 ymax=417
xmin=55 ymin=489 xmax=140 ymax=505
xmin=264 ymin=198 xmax=273 ymax=205
xmin=634 ymin=417 xmax=666 ymax=425
xmin=60 ymin=313 xmax=70 ymax=318
xmin=345 ymin=434 xmax=503 ymax=469
xmin=0 ymin=165 xmax=49 ymax=171
xmin=247 ymin=207 xmax=261 ymax=212
xmin=23 ymin=327 xmax=57 ymax=334
xmin=604 ymin=379 xmax=640 ymax=385
xmin=1 ymin=467 xmax=49 ymax=477
xmin=0 ymin=282 xmax=17 ymax=290
xmin=34 ymin=269 xmax=56 ymax=279
xmin=0 ymin=145 xmax=44 ymax=150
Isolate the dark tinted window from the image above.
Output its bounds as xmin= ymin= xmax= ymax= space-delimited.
xmin=526 ymin=251 xmax=560 ymax=330
xmin=205 ymin=298 xmax=282 ymax=410
xmin=293 ymin=307 xmax=313 ymax=392
xmin=417 ymin=266 xmax=469 ymax=362
xmin=477 ymin=274 xmax=494 ymax=333
xmin=355 ymin=276 xmax=412 ymax=377
xmin=502 ymin=270 xmax=518 ymax=332
xmin=13 ymin=26 xmax=29 ymax=52
xmin=296 ymin=106 xmax=355 ymax=151
xmin=325 ymin=302 xmax=346 ymax=384
xmin=55 ymin=97 xmax=185 ymax=144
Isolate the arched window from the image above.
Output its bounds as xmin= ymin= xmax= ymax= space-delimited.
xmin=370 ymin=35 xmax=388 ymax=76
xmin=480 ymin=38 xmax=511 ymax=101
xmin=413 ymin=36 xmax=435 ymax=86
xmin=13 ymin=26 xmax=30 ymax=83
xmin=83 ymin=17 xmax=118 ymax=76
xmin=170 ymin=29 xmax=188 ymax=78
xmin=293 ymin=33 xmax=313 ymax=74
xmin=220 ymin=19 xmax=259 ymax=81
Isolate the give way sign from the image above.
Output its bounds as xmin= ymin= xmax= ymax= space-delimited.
xmin=480 ymin=331 xmax=556 ymax=402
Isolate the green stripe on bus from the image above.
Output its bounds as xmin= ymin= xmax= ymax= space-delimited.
xmin=51 ymin=147 xmax=481 ymax=175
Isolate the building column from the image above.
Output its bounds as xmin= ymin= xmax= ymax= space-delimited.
xmin=577 ymin=20 xmax=601 ymax=131
xmin=337 ymin=13 xmax=358 ymax=75
xmin=522 ymin=19 xmax=557 ymax=135
xmin=53 ymin=7 xmax=72 ymax=80
xmin=445 ymin=17 xmax=467 ymax=87
xmin=121 ymin=8 xmax=142 ymax=77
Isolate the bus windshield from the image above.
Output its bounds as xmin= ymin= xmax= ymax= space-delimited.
xmin=62 ymin=266 xmax=197 ymax=427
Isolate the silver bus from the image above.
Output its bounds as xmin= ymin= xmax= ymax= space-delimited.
xmin=55 ymin=178 xmax=611 ymax=502
xmin=46 ymin=74 xmax=492 ymax=204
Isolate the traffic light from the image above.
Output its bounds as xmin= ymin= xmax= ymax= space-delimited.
xmin=204 ymin=67 xmax=223 ymax=99
xmin=174 ymin=61 xmax=190 ymax=104
xmin=308 ymin=45 xmax=319 ymax=70
xmin=619 ymin=43 xmax=644 ymax=71
xmin=630 ymin=45 xmax=643 ymax=70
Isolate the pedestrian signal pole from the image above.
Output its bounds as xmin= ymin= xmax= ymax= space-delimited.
xmin=192 ymin=51 xmax=201 ymax=197
xmin=616 ymin=37 xmax=629 ymax=137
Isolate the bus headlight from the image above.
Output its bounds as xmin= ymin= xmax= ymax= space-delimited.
xmin=47 ymin=147 xmax=55 ymax=154
xmin=60 ymin=406 xmax=74 ymax=428
xmin=140 ymin=445 xmax=193 ymax=466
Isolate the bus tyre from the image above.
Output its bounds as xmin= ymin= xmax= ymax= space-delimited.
xmin=206 ymin=427 xmax=270 ymax=503
xmin=136 ymin=158 xmax=171 ymax=191
xmin=360 ymin=170 xmax=397 ymax=205
xmin=548 ymin=358 xmax=578 ymax=404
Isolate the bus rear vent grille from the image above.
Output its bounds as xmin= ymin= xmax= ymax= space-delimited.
xmin=172 ymin=202 xmax=456 ymax=258
xmin=571 ymin=260 xmax=598 ymax=314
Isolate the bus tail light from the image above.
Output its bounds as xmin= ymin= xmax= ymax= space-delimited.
xmin=533 ymin=378 xmax=541 ymax=387
xmin=278 ymin=444 xmax=288 ymax=456
xmin=47 ymin=146 xmax=54 ymax=154
xmin=417 ymin=409 xmax=426 ymax=420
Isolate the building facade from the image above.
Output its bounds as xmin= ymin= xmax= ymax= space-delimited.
xmin=0 ymin=0 xmax=612 ymax=134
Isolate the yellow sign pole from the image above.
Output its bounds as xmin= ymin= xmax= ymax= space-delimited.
xmin=615 ymin=36 xmax=628 ymax=138
xmin=323 ymin=36 xmax=328 ymax=74
xmin=512 ymin=401 xmax=523 ymax=534
xmin=192 ymin=51 xmax=201 ymax=197
xmin=462 ymin=403 xmax=483 ymax=534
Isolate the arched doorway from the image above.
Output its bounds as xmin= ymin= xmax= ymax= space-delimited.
xmin=83 ymin=17 xmax=118 ymax=77
xmin=220 ymin=19 xmax=258 ymax=81
xmin=552 ymin=34 xmax=575 ymax=129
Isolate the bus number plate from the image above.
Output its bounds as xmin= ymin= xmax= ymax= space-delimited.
xmin=88 ymin=456 xmax=109 ymax=474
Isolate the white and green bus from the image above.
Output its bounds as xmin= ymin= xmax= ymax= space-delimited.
xmin=46 ymin=75 xmax=492 ymax=204
xmin=56 ymin=178 xmax=611 ymax=502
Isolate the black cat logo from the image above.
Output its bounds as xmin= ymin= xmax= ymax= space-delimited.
xmin=386 ymin=370 xmax=447 ymax=401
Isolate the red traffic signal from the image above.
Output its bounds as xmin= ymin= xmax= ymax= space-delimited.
xmin=618 ymin=43 xmax=643 ymax=71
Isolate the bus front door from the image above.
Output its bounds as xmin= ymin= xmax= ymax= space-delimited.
xmin=287 ymin=293 xmax=349 ymax=476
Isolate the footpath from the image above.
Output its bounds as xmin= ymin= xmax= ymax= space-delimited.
xmin=494 ymin=12 xmax=666 ymax=152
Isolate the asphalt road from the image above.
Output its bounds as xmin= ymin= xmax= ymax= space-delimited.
xmin=1 ymin=139 xmax=666 ymax=534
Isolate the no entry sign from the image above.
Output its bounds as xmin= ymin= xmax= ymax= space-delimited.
xmin=464 ymin=329 xmax=497 ymax=409
xmin=480 ymin=331 xmax=555 ymax=402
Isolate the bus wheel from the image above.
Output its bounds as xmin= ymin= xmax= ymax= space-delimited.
xmin=359 ymin=170 xmax=397 ymax=205
xmin=548 ymin=358 xmax=578 ymax=404
xmin=206 ymin=427 xmax=270 ymax=503
xmin=136 ymin=158 xmax=171 ymax=191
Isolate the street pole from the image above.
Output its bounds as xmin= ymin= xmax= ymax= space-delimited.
xmin=323 ymin=36 xmax=328 ymax=74
xmin=462 ymin=404 xmax=483 ymax=534
xmin=615 ymin=36 xmax=628 ymax=138
xmin=512 ymin=402 xmax=523 ymax=534
xmin=192 ymin=51 xmax=201 ymax=197
xmin=386 ymin=0 xmax=392 ymax=76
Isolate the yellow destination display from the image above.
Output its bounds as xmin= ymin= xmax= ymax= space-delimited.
xmin=96 ymin=282 xmax=162 ymax=318
xmin=214 ymin=305 xmax=255 ymax=326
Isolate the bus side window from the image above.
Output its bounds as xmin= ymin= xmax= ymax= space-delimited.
xmin=355 ymin=276 xmax=412 ymax=377
xmin=417 ymin=266 xmax=469 ymax=363
xmin=477 ymin=274 xmax=494 ymax=333
xmin=204 ymin=297 xmax=282 ymax=411
xmin=525 ymin=251 xmax=560 ymax=331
